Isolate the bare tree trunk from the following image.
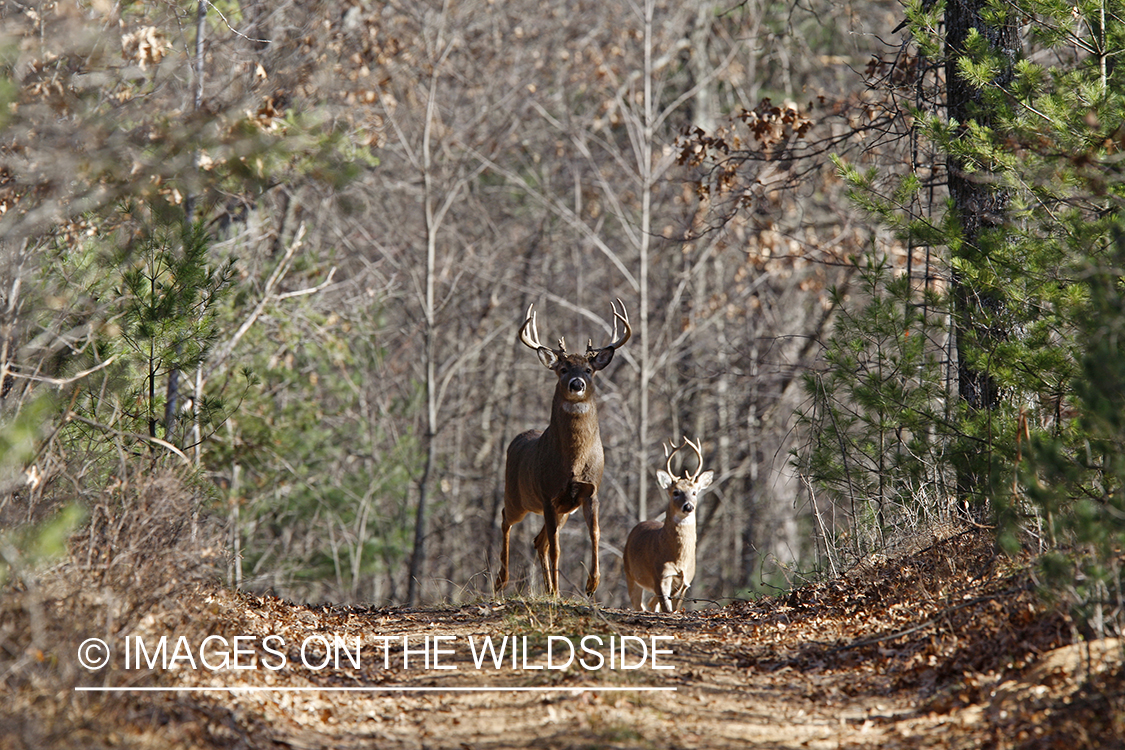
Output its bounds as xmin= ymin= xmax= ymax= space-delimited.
xmin=183 ymin=0 xmax=206 ymax=226
xmin=173 ymin=0 xmax=207 ymax=449
xmin=636 ymin=0 xmax=657 ymax=523
xmin=407 ymin=48 xmax=446 ymax=607
xmin=689 ymin=2 xmax=716 ymax=134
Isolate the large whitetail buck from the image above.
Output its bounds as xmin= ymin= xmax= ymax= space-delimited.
xmin=623 ymin=437 xmax=714 ymax=612
xmin=495 ymin=300 xmax=631 ymax=598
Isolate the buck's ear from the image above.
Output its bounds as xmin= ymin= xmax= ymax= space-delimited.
xmin=588 ymin=346 xmax=615 ymax=371
xmin=656 ymin=470 xmax=673 ymax=489
xmin=697 ymin=470 xmax=714 ymax=489
xmin=537 ymin=347 xmax=559 ymax=369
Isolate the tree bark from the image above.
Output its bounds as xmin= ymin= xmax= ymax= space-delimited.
xmin=945 ymin=0 xmax=1019 ymax=506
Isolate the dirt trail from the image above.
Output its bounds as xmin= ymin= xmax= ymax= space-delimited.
xmin=121 ymin=595 xmax=917 ymax=750
xmin=12 ymin=530 xmax=1125 ymax=749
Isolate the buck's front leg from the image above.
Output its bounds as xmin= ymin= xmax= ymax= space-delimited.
xmin=658 ymin=565 xmax=681 ymax=613
xmin=534 ymin=504 xmax=562 ymax=596
xmin=579 ymin=485 xmax=600 ymax=596
xmin=627 ymin=577 xmax=647 ymax=610
xmin=670 ymin=581 xmax=689 ymax=612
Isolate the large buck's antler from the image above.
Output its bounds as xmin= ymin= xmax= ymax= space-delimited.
xmin=518 ymin=304 xmax=545 ymax=350
xmin=520 ymin=300 xmax=632 ymax=359
xmin=518 ymin=304 xmax=570 ymax=355
xmin=587 ymin=298 xmax=631 ymax=356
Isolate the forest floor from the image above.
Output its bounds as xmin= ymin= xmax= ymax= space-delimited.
xmin=5 ymin=529 xmax=1125 ymax=749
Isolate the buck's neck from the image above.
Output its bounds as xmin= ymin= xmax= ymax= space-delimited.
xmin=545 ymin=393 xmax=601 ymax=458
xmin=662 ymin=511 xmax=697 ymax=553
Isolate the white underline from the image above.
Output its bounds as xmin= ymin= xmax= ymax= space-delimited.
xmin=75 ymin=686 xmax=676 ymax=693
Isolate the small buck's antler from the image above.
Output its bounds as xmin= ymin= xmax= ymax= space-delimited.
xmin=664 ymin=436 xmax=704 ymax=481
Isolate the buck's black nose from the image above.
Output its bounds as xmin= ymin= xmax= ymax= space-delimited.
xmin=682 ymin=502 xmax=695 ymax=514
xmin=568 ymin=378 xmax=586 ymax=395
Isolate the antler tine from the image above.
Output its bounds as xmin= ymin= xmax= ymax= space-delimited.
xmin=518 ymin=304 xmax=543 ymax=350
xmin=605 ymin=298 xmax=632 ymax=350
xmin=683 ymin=436 xmax=705 ymax=480
xmin=664 ymin=437 xmax=684 ymax=479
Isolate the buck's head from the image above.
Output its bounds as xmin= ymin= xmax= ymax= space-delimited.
xmin=518 ymin=300 xmax=631 ymax=406
xmin=656 ymin=437 xmax=714 ymax=524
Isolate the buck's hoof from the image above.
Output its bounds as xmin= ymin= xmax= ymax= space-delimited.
xmin=585 ymin=574 xmax=600 ymax=596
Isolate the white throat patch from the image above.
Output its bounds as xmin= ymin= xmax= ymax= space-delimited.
xmin=561 ymin=401 xmax=591 ymax=415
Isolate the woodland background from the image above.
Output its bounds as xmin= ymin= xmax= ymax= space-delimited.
xmin=0 ymin=0 xmax=1122 ymax=629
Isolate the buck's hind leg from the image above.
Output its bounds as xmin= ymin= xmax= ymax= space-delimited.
xmin=496 ymin=506 xmax=526 ymax=596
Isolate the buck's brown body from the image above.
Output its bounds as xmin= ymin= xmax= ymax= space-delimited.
xmin=623 ymin=437 xmax=713 ymax=612
xmin=623 ymin=513 xmax=698 ymax=612
xmin=495 ymin=301 xmax=630 ymax=598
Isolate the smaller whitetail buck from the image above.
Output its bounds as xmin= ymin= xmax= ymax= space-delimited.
xmin=495 ymin=300 xmax=631 ymax=598
xmin=623 ymin=437 xmax=714 ymax=612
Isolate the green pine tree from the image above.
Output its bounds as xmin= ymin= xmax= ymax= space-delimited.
xmin=807 ymin=0 xmax=1125 ymax=626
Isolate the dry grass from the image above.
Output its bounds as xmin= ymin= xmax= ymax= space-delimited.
xmin=1 ymin=466 xmax=225 ymax=750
